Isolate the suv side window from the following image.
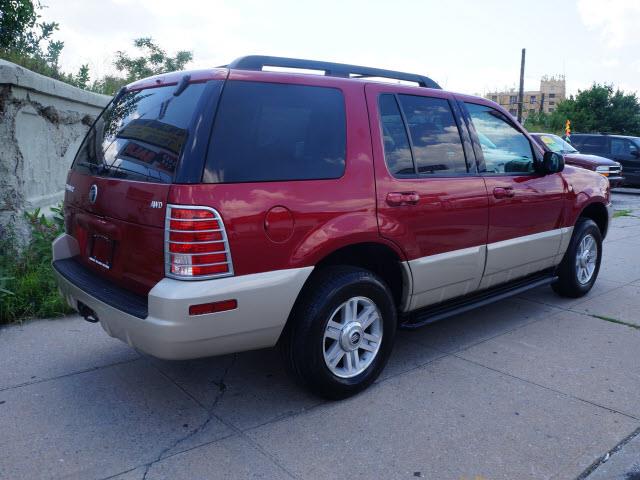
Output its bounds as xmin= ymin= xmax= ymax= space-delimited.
xmin=465 ymin=102 xmax=535 ymax=174
xmin=611 ymin=138 xmax=639 ymax=158
xmin=378 ymin=93 xmax=468 ymax=176
xmin=204 ymin=81 xmax=346 ymax=183
xmin=579 ymin=136 xmax=607 ymax=155
xmin=378 ymin=94 xmax=415 ymax=176
xmin=398 ymin=95 xmax=467 ymax=174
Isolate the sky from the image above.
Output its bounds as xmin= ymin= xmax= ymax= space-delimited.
xmin=40 ymin=0 xmax=640 ymax=96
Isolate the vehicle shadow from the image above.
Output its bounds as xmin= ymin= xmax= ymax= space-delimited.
xmin=142 ymin=294 xmax=555 ymax=431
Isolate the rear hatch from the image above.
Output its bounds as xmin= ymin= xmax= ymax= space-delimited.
xmin=64 ymin=77 xmax=215 ymax=295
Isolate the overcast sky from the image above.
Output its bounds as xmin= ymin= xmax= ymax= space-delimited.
xmin=41 ymin=0 xmax=640 ymax=96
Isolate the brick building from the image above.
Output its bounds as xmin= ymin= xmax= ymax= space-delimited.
xmin=485 ymin=75 xmax=566 ymax=121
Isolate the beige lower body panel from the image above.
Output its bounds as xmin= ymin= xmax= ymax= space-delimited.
xmin=407 ymin=245 xmax=487 ymax=311
xmin=480 ymin=228 xmax=569 ymax=290
xmin=52 ymin=234 xmax=313 ymax=360
xmin=404 ymin=227 xmax=574 ymax=311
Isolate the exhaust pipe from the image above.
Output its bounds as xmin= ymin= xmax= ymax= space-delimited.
xmin=77 ymin=301 xmax=99 ymax=323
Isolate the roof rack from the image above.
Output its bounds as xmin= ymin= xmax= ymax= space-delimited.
xmin=226 ymin=55 xmax=441 ymax=89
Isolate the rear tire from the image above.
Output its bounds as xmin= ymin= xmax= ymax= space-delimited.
xmin=552 ymin=218 xmax=602 ymax=298
xmin=279 ymin=266 xmax=397 ymax=400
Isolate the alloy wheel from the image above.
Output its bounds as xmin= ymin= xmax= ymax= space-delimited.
xmin=322 ymin=296 xmax=383 ymax=378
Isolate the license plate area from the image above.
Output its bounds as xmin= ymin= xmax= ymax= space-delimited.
xmin=89 ymin=234 xmax=114 ymax=269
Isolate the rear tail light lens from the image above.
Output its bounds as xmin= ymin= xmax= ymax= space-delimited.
xmin=169 ymin=231 xmax=224 ymax=243
xmin=169 ymin=219 xmax=220 ymax=231
xmin=165 ymin=205 xmax=234 ymax=279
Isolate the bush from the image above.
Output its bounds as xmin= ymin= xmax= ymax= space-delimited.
xmin=0 ymin=205 xmax=72 ymax=324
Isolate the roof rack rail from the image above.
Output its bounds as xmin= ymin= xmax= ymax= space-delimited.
xmin=226 ymin=55 xmax=441 ymax=89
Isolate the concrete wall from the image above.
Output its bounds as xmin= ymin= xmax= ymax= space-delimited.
xmin=0 ymin=60 xmax=110 ymax=240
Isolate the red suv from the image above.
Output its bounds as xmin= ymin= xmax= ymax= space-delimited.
xmin=53 ymin=56 xmax=612 ymax=399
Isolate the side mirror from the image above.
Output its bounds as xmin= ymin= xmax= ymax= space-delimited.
xmin=542 ymin=151 xmax=564 ymax=174
xmin=631 ymin=149 xmax=640 ymax=158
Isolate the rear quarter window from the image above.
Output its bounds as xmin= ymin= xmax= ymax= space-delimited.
xmin=203 ymin=81 xmax=346 ymax=183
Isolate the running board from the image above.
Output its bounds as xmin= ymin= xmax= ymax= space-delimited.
xmin=400 ymin=271 xmax=557 ymax=330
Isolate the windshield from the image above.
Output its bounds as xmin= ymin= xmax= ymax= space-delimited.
xmin=538 ymin=134 xmax=578 ymax=154
xmin=72 ymin=82 xmax=206 ymax=183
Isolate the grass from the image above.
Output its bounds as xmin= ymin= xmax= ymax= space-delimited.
xmin=0 ymin=206 xmax=72 ymax=324
xmin=613 ymin=209 xmax=634 ymax=218
xmin=590 ymin=314 xmax=640 ymax=330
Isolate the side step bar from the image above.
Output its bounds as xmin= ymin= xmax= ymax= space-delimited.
xmin=400 ymin=271 xmax=557 ymax=330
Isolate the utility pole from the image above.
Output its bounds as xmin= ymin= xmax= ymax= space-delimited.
xmin=517 ymin=48 xmax=526 ymax=123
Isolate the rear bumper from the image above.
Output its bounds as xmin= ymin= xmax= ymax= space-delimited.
xmin=52 ymin=234 xmax=313 ymax=360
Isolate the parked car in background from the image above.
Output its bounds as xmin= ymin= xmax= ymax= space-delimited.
xmin=531 ymin=133 xmax=624 ymax=188
xmin=52 ymin=56 xmax=612 ymax=399
xmin=569 ymin=133 xmax=640 ymax=187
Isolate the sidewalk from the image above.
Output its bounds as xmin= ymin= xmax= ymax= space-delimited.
xmin=1 ymin=191 xmax=639 ymax=480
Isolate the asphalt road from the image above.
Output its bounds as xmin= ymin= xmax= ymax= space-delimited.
xmin=1 ymin=190 xmax=640 ymax=480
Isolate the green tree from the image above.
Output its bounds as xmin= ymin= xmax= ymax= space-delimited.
xmin=87 ymin=38 xmax=193 ymax=96
xmin=550 ymin=84 xmax=640 ymax=136
xmin=0 ymin=0 xmax=72 ymax=82
xmin=0 ymin=0 xmax=37 ymax=50
xmin=114 ymin=37 xmax=192 ymax=83
xmin=68 ymin=63 xmax=89 ymax=89
xmin=0 ymin=0 xmax=61 ymax=57
xmin=523 ymin=111 xmax=557 ymax=134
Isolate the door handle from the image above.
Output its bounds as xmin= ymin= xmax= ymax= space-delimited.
xmin=493 ymin=187 xmax=515 ymax=199
xmin=386 ymin=192 xmax=420 ymax=206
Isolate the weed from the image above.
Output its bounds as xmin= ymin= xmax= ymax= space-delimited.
xmin=0 ymin=205 xmax=72 ymax=324
xmin=613 ymin=209 xmax=633 ymax=218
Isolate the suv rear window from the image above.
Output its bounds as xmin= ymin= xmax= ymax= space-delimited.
xmin=203 ymin=81 xmax=346 ymax=183
xmin=72 ymin=82 xmax=207 ymax=183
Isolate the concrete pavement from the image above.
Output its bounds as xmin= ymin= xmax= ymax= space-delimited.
xmin=1 ymin=191 xmax=640 ymax=480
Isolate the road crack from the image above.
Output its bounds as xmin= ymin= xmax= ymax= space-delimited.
xmin=577 ymin=426 xmax=640 ymax=479
xmin=140 ymin=354 xmax=237 ymax=480
xmin=590 ymin=314 xmax=640 ymax=330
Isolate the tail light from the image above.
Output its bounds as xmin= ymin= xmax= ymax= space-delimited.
xmin=165 ymin=205 xmax=234 ymax=280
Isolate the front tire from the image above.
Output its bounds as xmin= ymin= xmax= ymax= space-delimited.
xmin=280 ymin=266 xmax=397 ymax=400
xmin=552 ymin=218 xmax=602 ymax=298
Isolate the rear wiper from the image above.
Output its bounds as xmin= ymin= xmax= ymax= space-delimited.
xmin=173 ymin=74 xmax=191 ymax=97
xmin=77 ymin=161 xmax=111 ymax=175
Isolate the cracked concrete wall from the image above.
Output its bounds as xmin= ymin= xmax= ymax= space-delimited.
xmin=0 ymin=60 xmax=110 ymax=240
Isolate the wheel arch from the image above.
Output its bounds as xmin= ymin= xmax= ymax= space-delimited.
xmin=312 ymin=242 xmax=410 ymax=310
xmin=279 ymin=241 xmax=411 ymax=345
xmin=578 ymin=201 xmax=609 ymax=238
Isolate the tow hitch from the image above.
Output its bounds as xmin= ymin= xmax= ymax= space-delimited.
xmin=78 ymin=301 xmax=99 ymax=323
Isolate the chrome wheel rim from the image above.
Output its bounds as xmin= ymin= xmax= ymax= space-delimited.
xmin=575 ymin=233 xmax=598 ymax=285
xmin=322 ymin=296 xmax=383 ymax=378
